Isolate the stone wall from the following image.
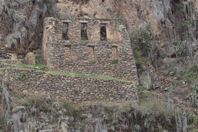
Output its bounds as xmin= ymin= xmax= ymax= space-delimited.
xmin=42 ymin=17 xmax=138 ymax=81
xmin=5 ymin=69 xmax=138 ymax=103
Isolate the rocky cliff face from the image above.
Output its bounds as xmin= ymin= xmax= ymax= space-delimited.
xmin=0 ymin=0 xmax=197 ymax=53
xmin=0 ymin=0 xmax=56 ymax=55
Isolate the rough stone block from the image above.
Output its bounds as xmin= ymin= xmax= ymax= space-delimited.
xmin=25 ymin=52 xmax=35 ymax=65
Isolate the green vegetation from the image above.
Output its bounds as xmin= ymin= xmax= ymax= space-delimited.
xmin=16 ymin=72 xmax=28 ymax=80
xmin=35 ymin=56 xmax=42 ymax=64
xmin=130 ymin=23 xmax=154 ymax=57
xmin=18 ymin=55 xmax=46 ymax=70
xmin=133 ymin=50 xmax=148 ymax=67
xmin=181 ymin=65 xmax=198 ymax=83
xmin=111 ymin=60 xmax=118 ymax=64
xmin=0 ymin=61 xmax=46 ymax=71
xmin=18 ymin=97 xmax=33 ymax=107
xmin=130 ymin=23 xmax=154 ymax=70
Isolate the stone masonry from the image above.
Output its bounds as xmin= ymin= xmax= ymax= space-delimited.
xmin=5 ymin=69 xmax=138 ymax=103
xmin=42 ymin=17 xmax=138 ymax=81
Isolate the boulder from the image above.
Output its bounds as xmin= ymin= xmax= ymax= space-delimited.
xmin=167 ymin=45 xmax=176 ymax=56
xmin=140 ymin=71 xmax=153 ymax=90
xmin=25 ymin=52 xmax=35 ymax=65
xmin=11 ymin=54 xmax=17 ymax=60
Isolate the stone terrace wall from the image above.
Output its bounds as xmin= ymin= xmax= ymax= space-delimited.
xmin=42 ymin=17 xmax=138 ymax=82
xmin=5 ymin=69 xmax=138 ymax=103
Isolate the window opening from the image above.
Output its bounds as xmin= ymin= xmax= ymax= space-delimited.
xmin=62 ymin=22 xmax=69 ymax=40
xmin=81 ymin=23 xmax=88 ymax=40
xmin=100 ymin=23 xmax=107 ymax=41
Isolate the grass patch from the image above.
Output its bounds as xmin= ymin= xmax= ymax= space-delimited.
xmin=18 ymin=97 xmax=33 ymax=107
xmin=18 ymin=56 xmax=46 ymax=70
xmin=16 ymin=72 xmax=28 ymax=80
xmin=0 ymin=62 xmax=46 ymax=71
xmin=19 ymin=63 xmax=46 ymax=71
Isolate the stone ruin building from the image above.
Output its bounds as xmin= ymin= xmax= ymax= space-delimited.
xmin=42 ymin=17 xmax=138 ymax=81
xmin=0 ymin=17 xmax=139 ymax=104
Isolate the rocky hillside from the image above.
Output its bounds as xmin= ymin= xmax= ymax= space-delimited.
xmin=1 ymin=78 xmax=196 ymax=132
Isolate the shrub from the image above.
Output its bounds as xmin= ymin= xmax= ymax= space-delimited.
xmin=134 ymin=50 xmax=148 ymax=68
xmin=130 ymin=23 xmax=154 ymax=57
xmin=130 ymin=23 xmax=154 ymax=71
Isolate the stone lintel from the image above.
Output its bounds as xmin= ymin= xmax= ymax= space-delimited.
xmin=62 ymin=20 xmax=72 ymax=23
